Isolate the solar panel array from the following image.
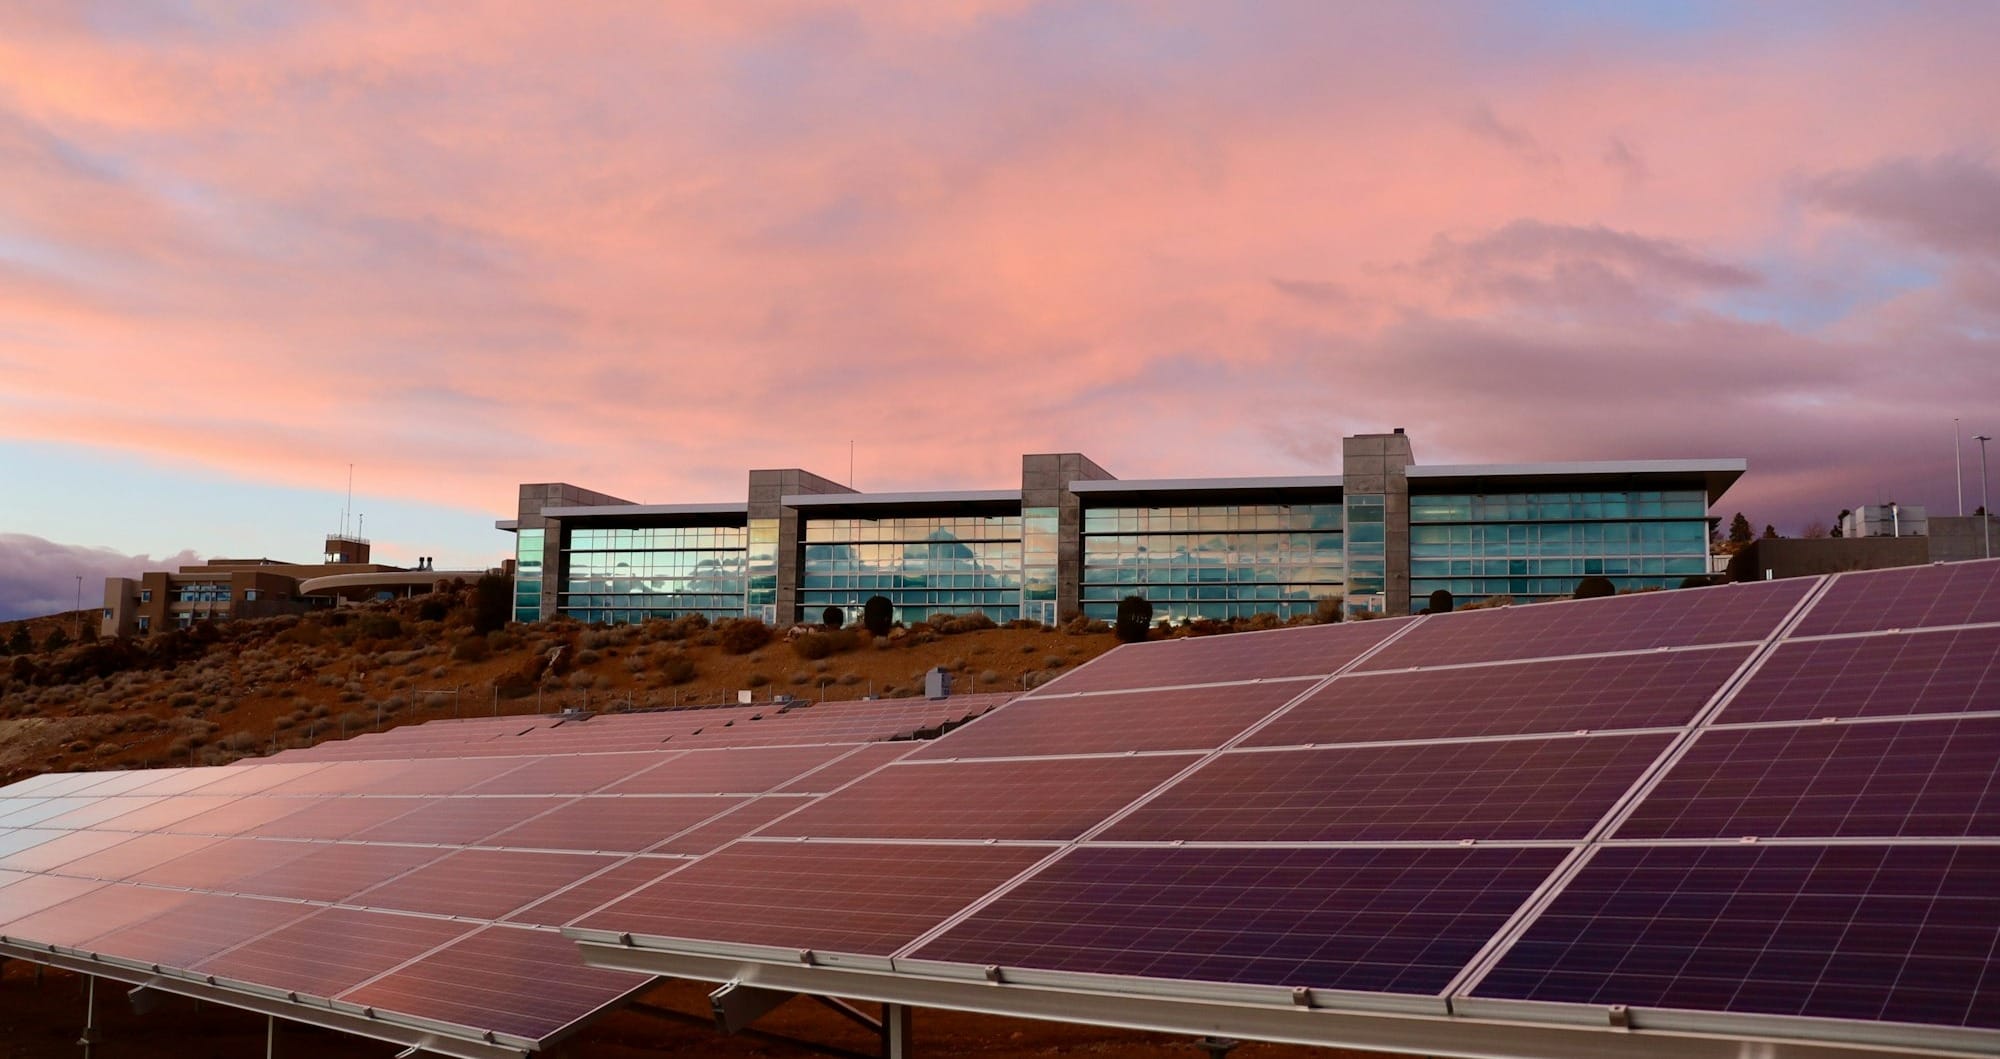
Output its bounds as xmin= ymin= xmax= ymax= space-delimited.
xmin=8 ymin=560 xmax=2000 ymax=1057
xmin=569 ymin=562 xmax=2000 ymax=1051
xmin=0 ymin=692 xmax=1015 ymax=1054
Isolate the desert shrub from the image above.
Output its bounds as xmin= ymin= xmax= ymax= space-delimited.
xmin=471 ymin=574 xmax=512 ymax=634
xmin=1574 ymin=576 xmax=1617 ymax=600
xmin=1061 ymin=615 xmax=1108 ymax=635
xmin=452 ymin=636 xmax=490 ymax=663
xmin=583 ymin=629 xmax=615 ymax=650
xmin=659 ymin=657 xmax=697 ymax=684
xmin=574 ymin=649 xmax=602 ymax=666
xmin=1114 ymin=596 xmax=1152 ymax=644
xmin=862 ymin=595 xmax=893 ymax=637
xmin=873 ymin=636 xmax=892 ymax=651
xmin=416 ymin=597 xmax=451 ymax=622
xmin=793 ymin=632 xmax=836 ymax=661
xmin=42 ymin=628 xmax=70 ymax=653
xmin=979 ymin=669 xmax=1000 ymax=684
xmin=1044 ymin=654 xmax=1066 ymax=669
xmin=788 ymin=671 xmax=811 ymax=686
xmin=1313 ymin=595 xmax=1344 ymax=623
xmin=745 ymin=672 xmax=770 ymax=688
xmin=837 ymin=672 xmax=861 ymax=686
xmin=1242 ymin=612 xmax=1282 ymax=631
xmin=717 ymin=619 xmax=772 ymax=655
xmin=358 ymin=614 xmax=404 ymax=641
xmin=1425 ymin=589 xmax=1454 ymax=614
xmin=935 ymin=612 xmax=998 ymax=635
xmin=821 ymin=606 xmax=845 ymax=629
xmin=486 ymin=630 xmax=518 ymax=652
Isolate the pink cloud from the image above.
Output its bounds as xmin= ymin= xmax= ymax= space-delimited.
xmin=0 ymin=3 xmax=1995 ymax=538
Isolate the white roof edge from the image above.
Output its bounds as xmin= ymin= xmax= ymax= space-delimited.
xmin=1407 ymin=459 xmax=1747 ymax=478
xmin=1071 ymin=475 xmax=1344 ymax=493
xmin=541 ymin=502 xmax=749 ymax=517
xmin=784 ymin=489 xmax=1021 ymax=507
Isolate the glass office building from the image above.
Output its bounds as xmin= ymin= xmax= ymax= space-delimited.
xmin=503 ymin=435 xmax=1744 ymax=624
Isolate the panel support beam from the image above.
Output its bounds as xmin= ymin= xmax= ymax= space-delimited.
xmin=882 ymin=1002 xmax=913 ymax=1059
xmin=710 ymin=980 xmax=793 ymax=1034
xmin=0 ymin=944 xmax=528 ymax=1059
xmin=577 ymin=940 xmax=1992 ymax=1059
xmin=78 ymin=974 xmax=100 ymax=1057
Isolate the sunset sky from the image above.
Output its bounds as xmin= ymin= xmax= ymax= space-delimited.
xmin=2 ymin=2 xmax=1997 ymax=618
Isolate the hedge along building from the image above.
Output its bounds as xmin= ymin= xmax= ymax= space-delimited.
xmin=500 ymin=431 xmax=1741 ymax=626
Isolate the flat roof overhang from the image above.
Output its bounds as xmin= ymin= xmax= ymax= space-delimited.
xmin=537 ymin=502 xmax=750 ymax=529
xmin=296 ymin=570 xmax=490 ymax=595
xmin=1406 ymin=459 xmax=1746 ymax=501
xmin=783 ymin=489 xmax=1022 ymax=517
xmin=1070 ymin=475 xmax=1344 ymax=506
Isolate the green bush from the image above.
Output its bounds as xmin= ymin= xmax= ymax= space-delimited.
xmin=1114 ymin=596 xmax=1152 ymax=644
xmin=863 ymin=595 xmax=893 ymax=637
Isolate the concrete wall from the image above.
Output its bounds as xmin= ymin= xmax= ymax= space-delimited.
xmin=749 ymin=468 xmax=854 ymax=623
xmin=1021 ymin=453 xmax=1116 ymax=619
xmin=1928 ymin=515 xmax=2000 ymax=563
xmin=1726 ymin=537 xmax=1930 ymax=582
xmin=1343 ymin=430 xmax=1415 ymax=612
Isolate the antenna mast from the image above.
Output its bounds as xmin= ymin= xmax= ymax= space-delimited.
xmin=342 ymin=463 xmax=354 ymax=537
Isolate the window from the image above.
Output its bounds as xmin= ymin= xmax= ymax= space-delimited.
xmin=101 ymin=608 xmax=113 ymax=620
xmin=140 ymin=589 xmax=153 ymax=603
xmin=243 ymin=589 xmax=258 ymax=601
xmin=136 ymin=616 xmax=150 ymax=633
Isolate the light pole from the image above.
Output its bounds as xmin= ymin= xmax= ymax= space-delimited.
xmin=1978 ymin=435 xmax=1993 ymax=560
xmin=73 ymin=575 xmax=82 ymax=639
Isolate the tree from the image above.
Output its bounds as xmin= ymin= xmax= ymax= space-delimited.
xmin=42 ymin=627 xmax=70 ymax=653
xmin=1114 ymin=596 xmax=1153 ymax=643
xmin=862 ymin=595 xmax=893 ymax=637
xmin=1801 ymin=521 xmax=1830 ymax=539
xmin=821 ymin=606 xmax=844 ymax=630
xmin=1425 ymin=589 xmax=1454 ymax=615
xmin=1726 ymin=513 xmax=1753 ymax=548
xmin=1831 ymin=509 xmax=1850 ymax=538
xmin=1574 ymin=576 xmax=1617 ymax=600
xmin=1762 ymin=524 xmax=1780 ymax=540
xmin=470 ymin=574 xmax=512 ymax=634
xmin=6 ymin=624 xmax=29 ymax=655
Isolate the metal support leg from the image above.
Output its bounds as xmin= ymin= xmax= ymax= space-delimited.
xmin=1196 ymin=1037 xmax=1239 ymax=1058
xmin=78 ymin=975 xmax=101 ymax=1056
xmin=267 ymin=1013 xmax=278 ymax=1059
xmin=881 ymin=1002 xmax=913 ymax=1059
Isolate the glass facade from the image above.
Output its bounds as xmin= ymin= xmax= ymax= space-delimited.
xmin=175 ymin=582 xmax=232 ymax=603
xmin=513 ymin=528 xmax=544 ymax=623
xmin=746 ymin=519 xmax=779 ymax=615
xmin=802 ymin=515 xmax=1022 ymax=624
xmin=1080 ymin=504 xmax=1344 ymax=622
xmin=1021 ymin=507 xmax=1059 ymax=623
xmin=1409 ymin=490 xmax=1710 ymax=609
xmin=558 ymin=525 xmax=748 ymax=624
xmin=1343 ymin=494 xmax=1386 ymax=613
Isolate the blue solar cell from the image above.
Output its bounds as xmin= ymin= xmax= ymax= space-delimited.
xmin=1359 ymin=579 xmax=1811 ymax=671
xmin=1794 ymin=559 xmax=2000 ymax=636
xmin=1719 ymin=627 xmax=2000 ymax=724
xmin=1617 ymin=716 xmax=2000 ymax=840
xmin=1249 ymin=647 xmax=1749 ymax=747
xmin=914 ymin=845 xmax=1567 ymax=993
xmin=1104 ymin=734 xmax=1672 ymax=843
xmin=1476 ymin=844 xmax=2000 ymax=1029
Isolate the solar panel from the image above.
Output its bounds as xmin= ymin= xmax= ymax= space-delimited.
xmin=772 ymin=741 xmax=915 ymax=793
xmin=603 ymin=744 xmax=856 ymax=794
xmin=576 ymin=841 xmax=1051 ymax=955
xmin=1040 ymin=618 xmax=1411 ymax=695
xmin=503 ymin=856 xmax=690 ymax=927
xmin=339 ymin=924 xmax=649 ymax=1043
xmin=477 ymin=796 xmax=748 ymax=854
xmin=1247 ymin=647 xmax=1751 ymax=747
xmin=1792 ymin=558 xmax=2000 ymax=636
xmin=0 ymin=882 xmax=190 ymax=948
xmin=910 ymin=680 xmax=1314 ymax=760
xmin=348 ymin=795 xmax=570 ymax=845
xmin=1719 ymin=626 xmax=2000 ymax=724
xmin=1474 ymin=843 xmax=2000 ymax=1029
xmin=1102 ymin=734 xmax=1673 ymax=843
xmin=1616 ymin=716 xmax=2000 ymax=840
xmin=912 ymin=846 xmax=1569 ymax=993
xmin=1358 ymin=578 xmax=1813 ymax=671
xmin=0 ymin=829 xmax=134 ymax=873
xmin=50 ymin=832 xmax=220 ymax=881
xmin=761 ymin=756 xmax=1198 ymax=841
xmin=81 ymin=891 xmax=313 ymax=968
xmin=464 ymin=751 xmax=676 ymax=795
xmin=228 ymin=842 xmax=444 ymax=902
xmin=191 ymin=906 xmax=476 ymax=1001
xmin=129 ymin=837 xmax=315 ymax=891
xmin=354 ymin=849 xmax=618 ymax=919
xmin=651 ymin=795 xmax=813 ymax=855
